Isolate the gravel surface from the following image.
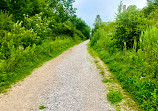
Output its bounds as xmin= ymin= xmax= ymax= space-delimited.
xmin=0 ymin=40 xmax=115 ymax=111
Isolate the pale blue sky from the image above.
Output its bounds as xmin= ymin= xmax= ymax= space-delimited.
xmin=73 ymin=0 xmax=147 ymax=28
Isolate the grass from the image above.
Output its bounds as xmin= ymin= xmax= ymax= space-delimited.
xmin=87 ymin=44 xmax=141 ymax=111
xmin=102 ymin=77 xmax=112 ymax=83
xmin=39 ymin=105 xmax=46 ymax=110
xmin=90 ymin=43 xmax=158 ymax=110
xmin=107 ymin=91 xmax=123 ymax=104
xmin=0 ymin=39 xmax=82 ymax=93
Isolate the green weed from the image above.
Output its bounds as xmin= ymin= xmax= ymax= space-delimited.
xmin=39 ymin=105 xmax=46 ymax=110
xmin=102 ymin=78 xmax=112 ymax=83
xmin=107 ymin=91 xmax=123 ymax=104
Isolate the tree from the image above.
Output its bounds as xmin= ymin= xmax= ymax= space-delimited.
xmin=117 ymin=1 xmax=123 ymax=14
xmin=49 ymin=0 xmax=76 ymax=22
xmin=114 ymin=5 xmax=147 ymax=49
xmin=0 ymin=0 xmax=48 ymax=21
xmin=75 ymin=18 xmax=90 ymax=38
xmin=92 ymin=15 xmax=102 ymax=35
xmin=93 ymin=15 xmax=102 ymax=28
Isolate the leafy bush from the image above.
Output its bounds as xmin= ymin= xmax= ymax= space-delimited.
xmin=23 ymin=13 xmax=52 ymax=40
xmin=0 ymin=11 xmax=14 ymax=31
xmin=114 ymin=5 xmax=147 ymax=49
xmin=0 ymin=0 xmax=48 ymax=21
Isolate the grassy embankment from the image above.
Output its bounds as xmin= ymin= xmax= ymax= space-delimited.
xmin=88 ymin=44 xmax=141 ymax=111
xmin=0 ymin=0 xmax=90 ymax=93
xmin=90 ymin=5 xmax=158 ymax=110
xmin=0 ymin=38 xmax=82 ymax=93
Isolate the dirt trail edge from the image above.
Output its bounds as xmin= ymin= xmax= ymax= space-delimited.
xmin=0 ymin=40 xmax=115 ymax=111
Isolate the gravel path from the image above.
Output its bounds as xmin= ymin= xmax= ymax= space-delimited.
xmin=0 ymin=40 xmax=115 ymax=111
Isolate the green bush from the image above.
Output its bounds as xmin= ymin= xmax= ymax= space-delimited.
xmin=23 ymin=13 xmax=52 ymax=40
xmin=114 ymin=5 xmax=147 ymax=49
xmin=0 ymin=11 xmax=14 ymax=31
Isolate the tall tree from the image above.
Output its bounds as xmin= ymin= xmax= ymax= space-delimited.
xmin=0 ymin=0 xmax=48 ymax=21
xmin=75 ymin=18 xmax=90 ymax=38
xmin=49 ymin=0 xmax=76 ymax=22
xmin=92 ymin=15 xmax=102 ymax=34
xmin=117 ymin=1 xmax=123 ymax=14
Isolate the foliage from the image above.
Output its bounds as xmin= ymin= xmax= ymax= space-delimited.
xmin=39 ymin=105 xmax=46 ymax=110
xmin=75 ymin=18 xmax=91 ymax=39
xmin=0 ymin=0 xmax=48 ymax=21
xmin=0 ymin=11 xmax=14 ymax=31
xmin=147 ymin=0 xmax=158 ymax=4
xmin=107 ymin=91 xmax=123 ymax=104
xmin=148 ymin=5 xmax=158 ymax=26
xmin=0 ymin=0 xmax=90 ymax=92
xmin=93 ymin=15 xmax=102 ymax=28
xmin=92 ymin=15 xmax=102 ymax=35
xmin=0 ymin=38 xmax=79 ymax=93
xmin=90 ymin=4 xmax=158 ymax=110
xmin=142 ymin=4 xmax=156 ymax=17
xmin=55 ymin=0 xmax=76 ymax=22
xmin=114 ymin=5 xmax=147 ymax=49
xmin=117 ymin=1 xmax=123 ymax=14
xmin=23 ymin=13 xmax=52 ymax=40
xmin=140 ymin=26 xmax=158 ymax=78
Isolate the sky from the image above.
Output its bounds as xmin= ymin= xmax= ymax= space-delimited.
xmin=73 ymin=0 xmax=147 ymax=28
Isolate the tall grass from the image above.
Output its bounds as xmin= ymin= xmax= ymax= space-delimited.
xmin=140 ymin=26 xmax=158 ymax=79
xmin=0 ymin=38 xmax=80 ymax=93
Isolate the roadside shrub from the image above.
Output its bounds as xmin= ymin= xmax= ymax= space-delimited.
xmin=114 ymin=5 xmax=147 ymax=49
xmin=23 ymin=13 xmax=52 ymax=40
xmin=0 ymin=38 xmax=78 ymax=93
xmin=0 ymin=11 xmax=14 ymax=31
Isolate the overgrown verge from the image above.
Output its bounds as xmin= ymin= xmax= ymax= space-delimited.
xmin=0 ymin=0 xmax=90 ymax=93
xmin=0 ymin=38 xmax=80 ymax=93
xmin=90 ymin=3 xmax=158 ymax=111
xmin=88 ymin=44 xmax=141 ymax=111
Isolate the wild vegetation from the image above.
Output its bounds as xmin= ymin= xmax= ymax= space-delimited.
xmin=90 ymin=1 xmax=158 ymax=111
xmin=0 ymin=0 xmax=90 ymax=92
